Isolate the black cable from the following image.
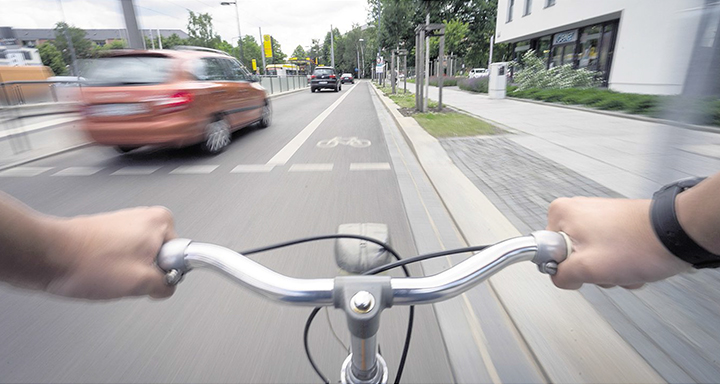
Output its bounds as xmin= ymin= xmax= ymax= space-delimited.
xmin=364 ymin=244 xmax=490 ymax=276
xmin=239 ymin=234 xmax=403 ymax=261
xmin=304 ymin=307 xmax=329 ymax=384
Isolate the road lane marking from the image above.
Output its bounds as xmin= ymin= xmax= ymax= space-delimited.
xmin=169 ymin=165 xmax=219 ymax=174
xmin=231 ymin=164 xmax=275 ymax=173
xmin=52 ymin=167 xmax=104 ymax=176
xmin=317 ymin=136 xmax=372 ymax=148
xmin=349 ymin=162 xmax=391 ymax=171
xmin=266 ymin=84 xmax=358 ymax=165
xmin=111 ymin=166 xmax=161 ymax=175
xmin=288 ymin=163 xmax=334 ymax=172
xmin=0 ymin=167 xmax=53 ymax=177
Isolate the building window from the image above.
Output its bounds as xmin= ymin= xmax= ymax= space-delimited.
xmin=524 ymin=0 xmax=532 ymax=16
xmin=545 ymin=0 xmax=555 ymax=7
xmin=507 ymin=0 xmax=515 ymax=23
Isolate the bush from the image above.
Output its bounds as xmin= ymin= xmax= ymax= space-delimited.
xmin=458 ymin=77 xmax=489 ymax=93
xmin=513 ymin=50 xmax=599 ymax=90
xmin=428 ymin=76 xmax=462 ymax=87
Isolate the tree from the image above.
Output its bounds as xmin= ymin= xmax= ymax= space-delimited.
xmin=162 ymin=33 xmax=188 ymax=49
xmin=38 ymin=42 xmax=66 ymax=75
xmin=91 ymin=39 xmax=126 ymax=58
xmin=52 ymin=22 xmax=93 ymax=65
xmin=186 ymin=11 xmax=221 ymax=48
xmin=291 ymin=45 xmax=306 ymax=60
xmin=241 ymin=35 xmax=262 ymax=71
xmin=270 ymin=37 xmax=286 ymax=63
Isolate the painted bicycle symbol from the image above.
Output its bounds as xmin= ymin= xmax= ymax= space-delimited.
xmin=316 ymin=136 xmax=372 ymax=148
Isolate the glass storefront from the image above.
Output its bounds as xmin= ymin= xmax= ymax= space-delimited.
xmin=509 ymin=19 xmax=618 ymax=85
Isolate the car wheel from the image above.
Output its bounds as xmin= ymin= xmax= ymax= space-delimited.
xmin=201 ymin=117 xmax=231 ymax=154
xmin=114 ymin=146 xmax=139 ymax=154
xmin=257 ymin=102 xmax=271 ymax=128
xmin=339 ymin=84 xmax=342 ymax=91
xmin=311 ymin=87 xmax=315 ymax=93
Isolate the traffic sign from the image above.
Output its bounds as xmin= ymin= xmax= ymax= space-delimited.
xmin=251 ymin=59 xmax=257 ymax=71
xmin=263 ymin=34 xmax=272 ymax=58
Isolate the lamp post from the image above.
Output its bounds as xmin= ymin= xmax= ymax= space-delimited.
xmin=358 ymin=38 xmax=365 ymax=78
xmin=220 ymin=1 xmax=244 ymax=64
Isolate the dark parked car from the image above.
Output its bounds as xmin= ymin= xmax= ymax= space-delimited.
xmin=310 ymin=66 xmax=341 ymax=92
xmin=341 ymin=73 xmax=354 ymax=84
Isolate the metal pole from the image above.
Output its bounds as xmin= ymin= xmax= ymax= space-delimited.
xmin=415 ymin=32 xmax=419 ymax=109
xmin=403 ymin=54 xmax=407 ymax=93
xmin=356 ymin=44 xmax=360 ymax=79
xmin=438 ymin=31 xmax=444 ymax=111
xmin=119 ymin=0 xmax=144 ymax=49
xmin=360 ymin=42 xmax=365 ymax=78
xmin=233 ymin=2 xmax=244 ymax=64
xmin=391 ymin=50 xmax=396 ymax=94
xmin=157 ymin=28 xmax=163 ymax=49
xmin=150 ymin=29 xmax=155 ymax=49
xmin=330 ymin=25 xmax=335 ymax=68
xmin=259 ymin=27 xmax=266 ymax=75
xmin=57 ymin=0 xmax=78 ymax=76
xmin=424 ymin=14 xmax=430 ymax=112
xmin=488 ymin=35 xmax=494 ymax=69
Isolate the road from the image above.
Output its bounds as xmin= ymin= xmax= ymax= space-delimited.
xmin=0 ymin=82 xmax=461 ymax=383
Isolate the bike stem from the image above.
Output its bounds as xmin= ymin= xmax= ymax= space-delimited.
xmin=334 ymin=275 xmax=393 ymax=384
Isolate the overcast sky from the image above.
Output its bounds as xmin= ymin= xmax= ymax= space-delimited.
xmin=1 ymin=0 xmax=371 ymax=56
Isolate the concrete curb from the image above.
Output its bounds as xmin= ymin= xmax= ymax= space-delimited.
xmin=507 ymin=96 xmax=720 ymax=134
xmin=267 ymin=86 xmax=308 ymax=99
xmin=0 ymin=142 xmax=92 ymax=172
xmin=370 ymin=83 xmax=664 ymax=384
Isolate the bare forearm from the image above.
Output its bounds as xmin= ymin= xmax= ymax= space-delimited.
xmin=676 ymin=173 xmax=720 ymax=254
xmin=0 ymin=193 xmax=64 ymax=289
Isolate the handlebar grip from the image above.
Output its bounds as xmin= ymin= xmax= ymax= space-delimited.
xmin=530 ymin=231 xmax=572 ymax=275
xmin=156 ymin=238 xmax=193 ymax=286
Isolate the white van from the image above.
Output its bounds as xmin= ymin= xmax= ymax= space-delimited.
xmin=468 ymin=68 xmax=488 ymax=78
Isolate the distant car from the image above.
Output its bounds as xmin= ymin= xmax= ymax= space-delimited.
xmin=310 ymin=66 xmax=341 ymax=92
xmin=468 ymin=68 xmax=488 ymax=78
xmin=340 ymin=73 xmax=354 ymax=84
xmin=80 ymin=48 xmax=270 ymax=155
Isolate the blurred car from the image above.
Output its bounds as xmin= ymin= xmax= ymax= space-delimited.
xmin=468 ymin=68 xmax=489 ymax=78
xmin=340 ymin=73 xmax=354 ymax=84
xmin=48 ymin=76 xmax=84 ymax=102
xmin=310 ymin=66 xmax=341 ymax=92
xmin=80 ymin=47 xmax=270 ymax=154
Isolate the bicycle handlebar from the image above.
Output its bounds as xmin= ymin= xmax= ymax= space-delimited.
xmin=156 ymin=230 xmax=571 ymax=306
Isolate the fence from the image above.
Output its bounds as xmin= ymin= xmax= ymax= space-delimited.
xmin=259 ymin=75 xmax=309 ymax=95
xmin=0 ymin=80 xmax=82 ymax=107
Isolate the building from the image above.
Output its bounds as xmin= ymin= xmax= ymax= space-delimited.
xmin=495 ymin=0 xmax=714 ymax=95
xmin=1 ymin=27 xmax=189 ymax=48
xmin=0 ymin=27 xmax=41 ymax=66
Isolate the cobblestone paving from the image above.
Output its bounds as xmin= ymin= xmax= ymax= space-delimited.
xmin=441 ymin=135 xmax=720 ymax=383
xmin=441 ymin=135 xmax=622 ymax=234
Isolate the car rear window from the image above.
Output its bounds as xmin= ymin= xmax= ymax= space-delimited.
xmin=314 ymin=68 xmax=334 ymax=76
xmin=83 ymin=56 xmax=174 ymax=86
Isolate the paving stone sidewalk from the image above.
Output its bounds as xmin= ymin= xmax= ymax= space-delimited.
xmin=442 ymin=135 xmax=720 ymax=383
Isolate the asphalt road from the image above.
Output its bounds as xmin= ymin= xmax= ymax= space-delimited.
xmin=0 ymin=82 xmax=455 ymax=383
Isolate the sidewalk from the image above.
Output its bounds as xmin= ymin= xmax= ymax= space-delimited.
xmin=404 ymin=84 xmax=720 ymax=382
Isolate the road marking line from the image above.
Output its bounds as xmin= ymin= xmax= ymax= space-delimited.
xmin=169 ymin=165 xmax=219 ymax=174
xmin=349 ymin=162 xmax=391 ymax=170
xmin=288 ymin=163 xmax=334 ymax=172
xmin=111 ymin=166 xmax=161 ymax=175
xmin=231 ymin=164 xmax=275 ymax=173
xmin=266 ymin=84 xmax=358 ymax=165
xmin=52 ymin=167 xmax=104 ymax=176
xmin=0 ymin=167 xmax=53 ymax=177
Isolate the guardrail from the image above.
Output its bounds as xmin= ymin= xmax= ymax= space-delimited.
xmin=259 ymin=75 xmax=309 ymax=95
xmin=0 ymin=80 xmax=82 ymax=107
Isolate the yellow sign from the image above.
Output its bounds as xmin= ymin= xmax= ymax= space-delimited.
xmin=263 ymin=34 xmax=272 ymax=58
xmin=251 ymin=59 xmax=257 ymax=71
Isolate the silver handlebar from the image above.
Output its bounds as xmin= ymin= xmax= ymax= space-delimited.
xmin=156 ymin=230 xmax=571 ymax=307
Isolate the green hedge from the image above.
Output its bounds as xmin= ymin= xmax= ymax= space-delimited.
xmin=509 ymin=88 xmax=720 ymax=127
xmin=427 ymin=76 xmax=463 ymax=87
xmin=458 ymin=77 xmax=489 ymax=93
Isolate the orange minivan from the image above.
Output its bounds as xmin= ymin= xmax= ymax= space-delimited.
xmin=80 ymin=48 xmax=270 ymax=154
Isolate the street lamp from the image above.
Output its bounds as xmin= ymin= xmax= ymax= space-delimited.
xmin=220 ymin=1 xmax=244 ymax=64
xmin=358 ymin=38 xmax=365 ymax=78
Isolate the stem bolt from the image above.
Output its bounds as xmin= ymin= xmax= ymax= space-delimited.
xmin=351 ymin=291 xmax=375 ymax=313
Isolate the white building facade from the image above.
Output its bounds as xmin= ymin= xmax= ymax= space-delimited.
xmin=495 ymin=0 xmax=709 ymax=95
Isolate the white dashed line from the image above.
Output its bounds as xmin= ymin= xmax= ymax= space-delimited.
xmin=231 ymin=164 xmax=275 ymax=173
xmin=169 ymin=165 xmax=219 ymax=174
xmin=288 ymin=163 xmax=334 ymax=172
xmin=0 ymin=167 xmax=53 ymax=177
xmin=52 ymin=167 xmax=104 ymax=176
xmin=111 ymin=166 xmax=161 ymax=175
xmin=349 ymin=162 xmax=391 ymax=171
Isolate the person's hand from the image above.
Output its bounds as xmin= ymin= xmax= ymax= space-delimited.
xmin=546 ymin=197 xmax=691 ymax=290
xmin=44 ymin=206 xmax=176 ymax=300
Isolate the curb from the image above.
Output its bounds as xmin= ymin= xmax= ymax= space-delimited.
xmin=369 ymin=83 xmax=665 ymax=384
xmin=0 ymin=142 xmax=92 ymax=172
xmin=267 ymin=86 xmax=309 ymax=99
xmin=507 ymin=96 xmax=720 ymax=134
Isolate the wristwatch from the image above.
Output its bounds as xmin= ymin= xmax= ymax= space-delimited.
xmin=650 ymin=177 xmax=720 ymax=268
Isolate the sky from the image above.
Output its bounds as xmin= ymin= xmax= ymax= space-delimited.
xmin=0 ymin=0 xmax=372 ymax=56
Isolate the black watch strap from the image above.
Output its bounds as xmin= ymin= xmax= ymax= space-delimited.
xmin=650 ymin=177 xmax=720 ymax=269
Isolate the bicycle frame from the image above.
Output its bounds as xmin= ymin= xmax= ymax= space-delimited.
xmin=157 ymin=230 xmax=571 ymax=384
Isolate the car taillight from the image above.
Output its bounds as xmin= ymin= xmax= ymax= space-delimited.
xmin=330 ymin=74 xmax=336 ymax=79
xmin=311 ymin=75 xmax=316 ymax=79
xmin=154 ymin=91 xmax=193 ymax=113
